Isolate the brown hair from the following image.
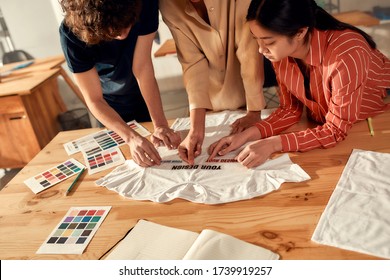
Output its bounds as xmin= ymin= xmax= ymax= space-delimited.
xmin=60 ymin=0 xmax=142 ymax=45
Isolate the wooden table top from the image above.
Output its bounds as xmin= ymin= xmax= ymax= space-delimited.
xmin=0 ymin=55 xmax=65 ymax=73
xmin=0 ymin=55 xmax=65 ymax=97
xmin=0 ymin=69 xmax=60 ymax=97
xmin=0 ymin=107 xmax=389 ymax=260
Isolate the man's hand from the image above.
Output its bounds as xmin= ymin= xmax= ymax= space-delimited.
xmin=230 ymin=111 xmax=261 ymax=134
xmin=151 ymin=125 xmax=181 ymax=149
xmin=128 ymin=134 xmax=162 ymax=167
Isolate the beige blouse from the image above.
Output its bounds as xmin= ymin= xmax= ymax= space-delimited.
xmin=159 ymin=0 xmax=266 ymax=112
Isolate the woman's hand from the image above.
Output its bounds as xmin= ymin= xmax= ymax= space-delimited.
xmin=151 ymin=126 xmax=181 ymax=149
xmin=230 ymin=111 xmax=261 ymax=134
xmin=208 ymin=126 xmax=261 ymax=160
xmin=207 ymin=132 xmax=248 ymax=160
xmin=235 ymin=136 xmax=283 ymax=168
xmin=178 ymin=130 xmax=204 ymax=165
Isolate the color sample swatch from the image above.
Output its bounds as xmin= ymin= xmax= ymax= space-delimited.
xmin=36 ymin=206 xmax=111 ymax=255
xmin=63 ymin=120 xmax=151 ymax=155
xmin=63 ymin=130 xmax=124 ymax=156
xmin=24 ymin=158 xmax=85 ymax=194
xmin=83 ymin=147 xmax=125 ymax=175
xmin=127 ymin=120 xmax=151 ymax=136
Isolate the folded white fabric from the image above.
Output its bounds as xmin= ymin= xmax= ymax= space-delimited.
xmin=96 ymin=110 xmax=309 ymax=204
xmin=312 ymin=149 xmax=390 ymax=259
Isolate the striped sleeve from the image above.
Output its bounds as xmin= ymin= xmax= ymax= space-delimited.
xmin=281 ymin=41 xmax=371 ymax=152
xmin=255 ymin=64 xmax=303 ymax=139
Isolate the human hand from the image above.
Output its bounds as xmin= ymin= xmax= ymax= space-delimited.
xmin=230 ymin=111 xmax=261 ymax=134
xmin=207 ymin=133 xmax=248 ymax=160
xmin=151 ymin=125 xmax=181 ymax=149
xmin=128 ymin=134 xmax=161 ymax=167
xmin=235 ymin=136 xmax=282 ymax=168
xmin=177 ymin=130 xmax=204 ymax=165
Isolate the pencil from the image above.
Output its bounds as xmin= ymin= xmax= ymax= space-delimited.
xmin=367 ymin=117 xmax=374 ymax=136
xmin=65 ymin=168 xmax=85 ymax=196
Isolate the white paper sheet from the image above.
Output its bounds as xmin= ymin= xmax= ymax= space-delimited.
xmin=105 ymin=220 xmax=279 ymax=260
xmin=105 ymin=220 xmax=199 ymax=260
xmin=183 ymin=229 xmax=279 ymax=260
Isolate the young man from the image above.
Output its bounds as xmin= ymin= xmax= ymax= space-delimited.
xmin=59 ymin=0 xmax=180 ymax=167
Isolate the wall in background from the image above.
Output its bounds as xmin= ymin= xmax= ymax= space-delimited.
xmin=0 ymin=0 xmax=61 ymax=57
xmin=0 ymin=0 xmax=189 ymax=119
xmin=0 ymin=0 xmax=388 ymax=119
xmin=340 ymin=0 xmax=389 ymax=12
xmin=1 ymin=0 xmax=389 ymax=58
xmin=0 ymin=0 xmax=87 ymax=118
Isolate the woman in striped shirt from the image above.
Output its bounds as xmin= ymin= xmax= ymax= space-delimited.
xmin=208 ymin=0 xmax=390 ymax=168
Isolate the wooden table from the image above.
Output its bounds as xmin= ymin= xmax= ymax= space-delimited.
xmin=1 ymin=55 xmax=85 ymax=105
xmin=0 ymin=67 xmax=65 ymax=168
xmin=0 ymin=108 xmax=389 ymax=260
xmin=0 ymin=55 xmax=86 ymax=169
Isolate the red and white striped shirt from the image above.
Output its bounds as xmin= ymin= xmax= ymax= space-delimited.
xmin=255 ymin=28 xmax=390 ymax=152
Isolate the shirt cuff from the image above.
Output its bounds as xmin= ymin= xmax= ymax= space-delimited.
xmin=280 ymin=133 xmax=299 ymax=152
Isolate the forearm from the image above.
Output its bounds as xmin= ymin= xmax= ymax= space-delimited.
xmin=74 ymin=70 xmax=139 ymax=144
xmin=246 ymin=110 xmax=261 ymax=117
xmin=255 ymin=85 xmax=303 ymax=138
xmin=241 ymin=126 xmax=262 ymax=142
xmin=133 ymin=33 xmax=169 ymax=129
xmin=189 ymin=108 xmax=206 ymax=135
xmin=137 ymin=75 xmax=168 ymax=128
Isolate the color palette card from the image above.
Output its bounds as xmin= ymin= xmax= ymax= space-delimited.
xmin=24 ymin=158 xmax=85 ymax=194
xmin=83 ymin=147 xmax=125 ymax=175
xmin=63 ymin=129 xmax=124 ymax=156
xmin=63 ymin=120 xmax=151 ymax=155
xmin=36 ymin=206 xmax=111 ymax=255
xmin=127 ymin=120 xmax=151 ymax=137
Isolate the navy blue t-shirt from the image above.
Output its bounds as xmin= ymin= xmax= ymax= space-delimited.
xmin=59 ymin=0 xmax=158 ymax=122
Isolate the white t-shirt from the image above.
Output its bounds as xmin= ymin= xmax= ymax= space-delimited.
xmin=96 ymin=110 xmax=310 ymax=204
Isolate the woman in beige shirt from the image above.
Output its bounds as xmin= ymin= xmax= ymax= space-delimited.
xmin=160 ymin=0 xmax=272 ymax=164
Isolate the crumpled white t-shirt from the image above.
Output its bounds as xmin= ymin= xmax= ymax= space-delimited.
xmin=96 ymin=110 xmax=311 ymax=204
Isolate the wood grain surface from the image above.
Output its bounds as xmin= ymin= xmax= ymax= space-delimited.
xmin=0 ymin=105 xmax=389 ymax=260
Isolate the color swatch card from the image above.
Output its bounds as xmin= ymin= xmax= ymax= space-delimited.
xmin=63 ymin=120 xmax=151 ymax=155
xmin=36 ymin=206 xmax=111 ymax=255
xmin=24 ymin=158 xmax=85 ymax=194
xmin=63 ymin=129 xmax=125 ymax=156
xmin=83 ymin=147 xmax=125 ymax=175
xmin=127 ymin=120 xmax=151 ymax=137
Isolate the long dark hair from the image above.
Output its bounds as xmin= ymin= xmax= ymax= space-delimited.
xmin=247 ymin=0 xmax=376 ymax=49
